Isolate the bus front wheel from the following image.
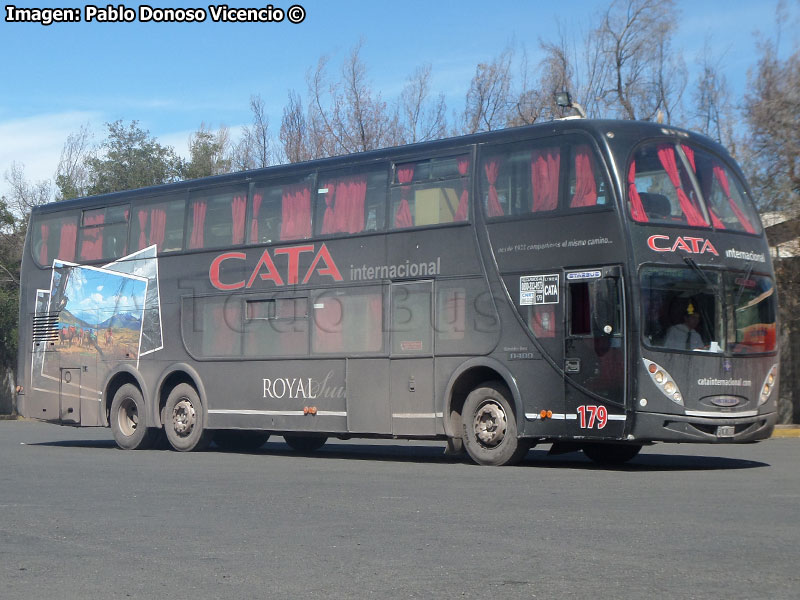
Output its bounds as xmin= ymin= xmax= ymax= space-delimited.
xmin=462 ymin=382 xmax=529 ymax=466
xmin=164 ymin=383 xmax=213 ymax=452
xmin=110 ymin=383 xmax=159 ymax=450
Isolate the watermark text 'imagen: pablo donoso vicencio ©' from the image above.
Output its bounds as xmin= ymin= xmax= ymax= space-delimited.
xmin=4 ymin=4 xmax=307 ymax=25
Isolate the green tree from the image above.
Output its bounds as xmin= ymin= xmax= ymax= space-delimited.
xmin=0 ymin=196 xmax=22 ymax=414
xmin=86 ymin=120 xmax=183 ymax=195
xmin=183 ymin=123 xmax=231 ymax=180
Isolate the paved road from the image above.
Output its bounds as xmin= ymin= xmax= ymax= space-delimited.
xmin=1 ymin=420 xmax=799 ymax=600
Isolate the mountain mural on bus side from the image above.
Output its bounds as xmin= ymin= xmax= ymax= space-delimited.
xmin=48 ymin=260 xmax=148 ymax=361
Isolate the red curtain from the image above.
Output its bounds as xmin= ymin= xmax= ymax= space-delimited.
xmin=189 ymin=201 xmax=207 ymax=249
xmin=150 ymin=207 xmax=166 ymax=249
xmin=394 ymin=165 xmax=414 ymax=228
xmin=570 ymin=145 xmax=598 ymax=208
xmin=454 ymin=157 xmax=470 ymax=221
xmin=657 ymin=145 xmax=707 ymax=226
xmin=80 ymin=213 xmax=104 ymax=260
xmin=249 ymin=193 xmax=262 ymax=242
xmin=281 ymin=184 xmax=312 ymax=240
xmin=321 ymin=176 xmax=367 ymax=234
xmin=39 ymin=223 xmax=49 ymax=265
xmin=137 ymin=209 xmax=149 ymax=249
xmin=232 ymin=195 xmax=247 ymax=244
xmin=531 ymin=147 xmax=560 ymax=211
xmin=682 ymin=145 xmax=725 ymax=229
xmin=59 ymin=222 xmax=77 ymax=262
xmin=627 ymin=161 xmax=648 ymax=222
xmin=531 ymin=306 xmax=555 ymax=338
xmin=485 ymin=159 xmax=503 ymax=217
xmin=713 ymin=164 xmax=756 ymax=233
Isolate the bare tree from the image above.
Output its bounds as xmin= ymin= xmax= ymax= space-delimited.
xmin=690 ymin=39 xmax=735 ymax=148
xmin=55 ymin=124 xmax=92 ymax=201
xmin=399 ymin=64 xmax=447 ymax=143
xmin=3 ymin=162 xmax=52 ymax=217
xmin=306 ymin=41 xmax=399 ymax=157
xmin=232 ymin=95 xmax=272 ymax=171
xmin=595 ymin=0 xmax=685 ymax=121
xmin=280 ymin=90 xmax=314 ymax=163
xmin=461 ymin=48 xmax=513 ymax=133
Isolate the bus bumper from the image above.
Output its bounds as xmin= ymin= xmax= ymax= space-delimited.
xmin=630 ymin=410 xmax=777 ymax=443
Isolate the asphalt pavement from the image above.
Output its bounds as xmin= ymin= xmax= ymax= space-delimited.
xmin=1 ymin=420 xmax=799 ymax=599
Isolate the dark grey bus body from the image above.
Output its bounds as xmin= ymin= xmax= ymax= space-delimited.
xmin=16 ymin=119 xmax=778 ymax=464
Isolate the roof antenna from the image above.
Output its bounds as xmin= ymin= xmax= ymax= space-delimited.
xmin=555 ymin=91 xmax=587 ymax=119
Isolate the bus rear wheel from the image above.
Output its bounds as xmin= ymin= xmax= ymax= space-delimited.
xmin=164 ymin=383 xmax=213 ymax=452
xmin=462 ymin=382 xmax=529 ymax=466
xmin=284 ymin=435 xmax=328 ymax=453
xmin=110 ymin=383 xmax=158 ymax=450
xmin=582 ymin=443 xmax=642 ymax=465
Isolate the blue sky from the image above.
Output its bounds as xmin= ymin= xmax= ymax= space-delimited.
xmin=1 ymin=0 xmax=798 ymax=201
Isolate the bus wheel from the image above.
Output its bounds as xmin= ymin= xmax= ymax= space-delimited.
xmin=284 ymin=435 xmax=328 ymax=453
xmin=164 ymin=383 xmax=213 ymax=452
xmin=582 ymin=443 xmax=642 ymax=465
xmin=214 ymin=430 xmax=270 ymax=451
xmin=110 ymin=384 xmax=158 ymax=450
xmin=462 ymin=382 xmax=529 ymax=466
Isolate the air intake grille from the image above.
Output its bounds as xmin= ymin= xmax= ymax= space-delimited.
xmin=33 ymin=313 xmax=60 ymax=343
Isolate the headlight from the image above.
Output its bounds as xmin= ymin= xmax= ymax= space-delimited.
xmin=759 ymin=365 xmax=778 ymax=406
xmin=643 ymin=358 xmax=684 ymax=406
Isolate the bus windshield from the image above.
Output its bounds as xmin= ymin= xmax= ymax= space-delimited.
xmin=640 ymin=266 xmax=776 ymax=354
xmin=627 ymin=141 xmax=761 ymax=234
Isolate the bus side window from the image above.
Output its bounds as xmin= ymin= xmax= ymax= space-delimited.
xmin=249 ymin=177 xmax=314 ymax=244
xmin=312 ymin=287 xmax=383 ymax=354
xmin=316 ymin=168 xmax=388 ymax=236
xmin=79 ymin=204 xmax=129 ymax=262
xmin=32 ymin=212 xmax=79 ymax=266
xmin=187 ymin=185 xmax=248 ymax=250
xmin=130 ymin=194 xmax=185 ymax=253
xmin=568 ymin=145 xmax=605 ymax=208
xmin=390 ymin=155 xmax=469 ymax=228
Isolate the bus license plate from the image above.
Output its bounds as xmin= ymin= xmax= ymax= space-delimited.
xmin=716 ymin=425 xmax=735 ymax=438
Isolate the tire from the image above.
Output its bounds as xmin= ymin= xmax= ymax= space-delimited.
xmin=214 ymin=430 xmax=270 ymax=451
xmin=582 ymin=443 xmax=642 ymax=465
xmin=461 ymin=382 xmax=529 ymax=466
xmin=163 ymin=383 xmax=213 ymax=452
xmin=110 ymin=383 xmax=159 ymax=450
xmin=283 ymin=435 xmax=328 ymax=453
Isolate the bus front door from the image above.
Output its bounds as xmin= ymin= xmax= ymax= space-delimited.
xmin=563 ymin=266 xmax=627 ymax=439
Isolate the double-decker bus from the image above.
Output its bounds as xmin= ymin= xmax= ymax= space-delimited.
xmin=16 ymin=118 xmax=778 ymax=465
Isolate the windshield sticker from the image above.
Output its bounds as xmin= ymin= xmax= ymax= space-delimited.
xmin=520 ymin=274 xmax=559 ymax=305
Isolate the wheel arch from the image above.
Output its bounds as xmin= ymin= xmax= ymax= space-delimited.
xmin=102 ymin=366 xmax=148 ymax=427
xmin=154 ymin=363 xmax=209 ymax=428
xmin=443 ymin=357 xmax=523 ymax=440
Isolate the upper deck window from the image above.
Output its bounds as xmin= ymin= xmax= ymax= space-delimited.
xmin=627 ymin=141 xmax=760 ymax=234
xmin=391 ymin=155 xmax=470 ymax=228
xmin=32 ymin=211 xmax=79 ymax=266
xmin=187 ymin=185 xmax=248 ymax=250
xmin=316 ymin=168 xmax=388 ymax=236
xmin=480 ymin=139 xmax=609 ymax=218
xmin=79 ymin=204 xmax=129 ymax=261
xmin=249 ymin=176 xmax=313 ymax=244
xmin=130 ymin=194 xmax=186 ymax=253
